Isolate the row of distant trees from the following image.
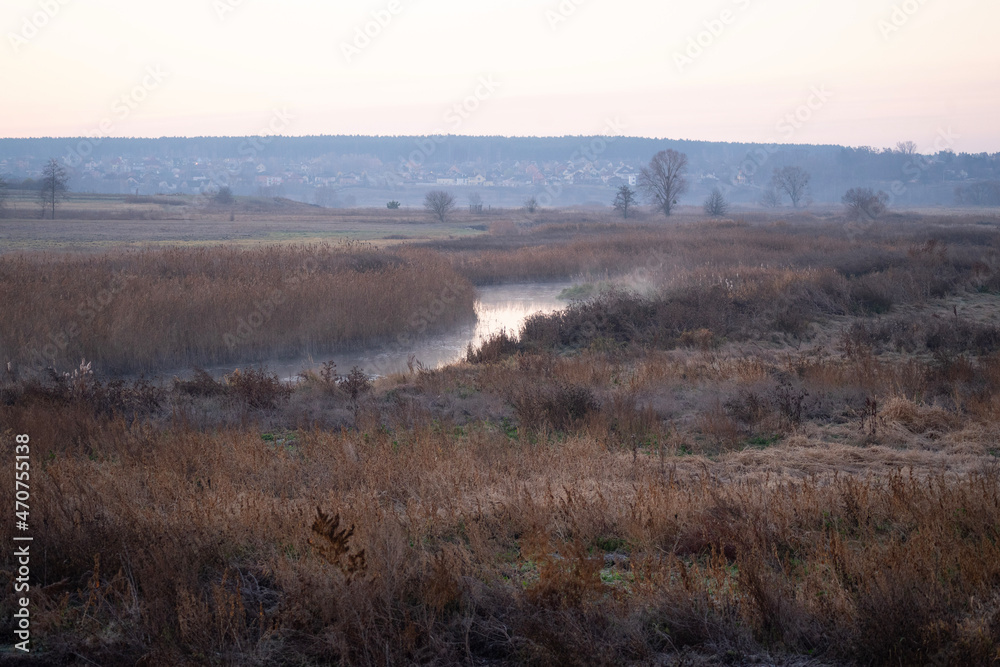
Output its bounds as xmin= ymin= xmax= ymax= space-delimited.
xmin=607 ymin=151 xmax=814 ymax=219
xmin=418 ymin=151 xmax=814 ymax=223
xmin=0 ymin=153 xmax=957 ymax=224
xmin=619 ymin=151 xmax=889 ymax=221
xmin=420 ymin=150 xmax=895 ymax=224
xmin=608 ymin=151 xmax=814 ymax=220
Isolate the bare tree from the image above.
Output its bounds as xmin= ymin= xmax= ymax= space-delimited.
xmin=770 ymin=166 xmax=810 ymax=208
xmin=759 ymin=187 xmax=783 ymax=208
xmin=842 ymin=187 xmax=889 ymax=221
xmin=703 ymin=187 xmax=729 ymax=217
xmin=424 ymin=190 xmax=456 ymax=222
xmin=524 ymin=196 xmax=538 ymax=213
xmin=468 ymin=192 xmax=483 ymax=213
xmin=639 ymin=149 xmax=688 ymax=217
xmin=612 ymin=184 xmax=637 ymax=219
xmin=895 ymin=141 xmax=917 ymax=155
xmin=38 ymin=158 xmax=69 ymax=219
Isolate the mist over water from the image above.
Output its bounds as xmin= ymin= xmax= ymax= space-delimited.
xmin=193 ymin=281 xmax=575 ymax=381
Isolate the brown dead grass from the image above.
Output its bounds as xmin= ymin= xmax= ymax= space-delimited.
xmin=3 ymin=211 xmax=1000 ymax=665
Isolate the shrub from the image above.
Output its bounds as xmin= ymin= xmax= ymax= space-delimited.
xmin=338 ymin=366 xmax=372 ymax=402
xmin=849 ymin=274 xmax=895 ymax=314
xmin=226 ymin=367 xmax=291 ymax=410
xmin=173 ymin=368 xmax=228 ymax=397
xmin=842 ymin=187 xmax=889 ymax=221
xmin=512 ymin=381 xmax=599 ymax=430
xmin=466 ymin=329 xmax=520 ymax=364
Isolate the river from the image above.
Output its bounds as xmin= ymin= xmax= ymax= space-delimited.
xmin=194 ymin=281 xmax=575 ymax=381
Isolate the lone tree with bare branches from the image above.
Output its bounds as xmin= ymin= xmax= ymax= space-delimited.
xmin=703 ymin=187 xmax=729 ymax=217
xmin=842 ymin=187 xmax=889 ymax=221
xmin=423 ymin=190 xmax=456 ymax=223
xmin=770 ymin=166 xmax=810 ymax=208
xmin=38 ymin=158 xmax=69 ymax=219
xmin=639 ymin=149 xmax=688 ymax=217
xmin=613 ymin=184 xmax=637 ymax=219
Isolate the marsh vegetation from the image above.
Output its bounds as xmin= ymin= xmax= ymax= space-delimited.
xmin=3 ymin=207 xmax=1000 ymax=665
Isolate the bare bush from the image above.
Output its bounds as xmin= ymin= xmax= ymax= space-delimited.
xmin=842 ymin=187 xmax=889 ymax=221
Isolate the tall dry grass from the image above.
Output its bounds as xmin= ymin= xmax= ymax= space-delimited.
xmin=434 ymin=215 xmax=1000 ymax=290
xmin=0 ymin=243 xmax=475 ymax=375
xmin=1 ymin=376 xmax=998 ymax=665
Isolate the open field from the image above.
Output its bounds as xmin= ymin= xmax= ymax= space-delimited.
xmin=4 ymin=192 xmax=996 ymax=255
xmin=0 ymin=194 xmax=492 ymax=253
xmin=2 ymin=208 xmax=1000 ymax=665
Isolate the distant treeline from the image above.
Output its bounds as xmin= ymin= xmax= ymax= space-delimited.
xmin=2 ymin=135 xmax=999 ymax=206
xmin=0 ymin=134 xmax=845 ymax=164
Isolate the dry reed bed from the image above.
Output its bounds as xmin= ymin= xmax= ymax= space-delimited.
xmin=438 ymin=215 xmax=1000 ymax=287
xmin=1 ymin=408 xmax=998 ymax=665
xmin=0 ymin=243 xmax=475 ymax=375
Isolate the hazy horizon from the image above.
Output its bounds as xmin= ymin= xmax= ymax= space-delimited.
xmin=3 ymin=0 xmax=998 ymax=153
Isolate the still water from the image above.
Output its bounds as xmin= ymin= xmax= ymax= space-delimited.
xmin=198 ymin=281 xmax=574 ymax=381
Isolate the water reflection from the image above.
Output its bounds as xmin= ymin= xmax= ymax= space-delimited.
xmin=199 ymin=281 xmax=574 ymax=381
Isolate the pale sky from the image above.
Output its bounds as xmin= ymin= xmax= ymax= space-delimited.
xmin=2 ymin=0 xmax=998 ymax=152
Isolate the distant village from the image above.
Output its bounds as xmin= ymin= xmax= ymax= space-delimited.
xmin=2 ymin=136 xmax=997 ymax=207
xmin=0 ymin=153 xmax=647 ymax=207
